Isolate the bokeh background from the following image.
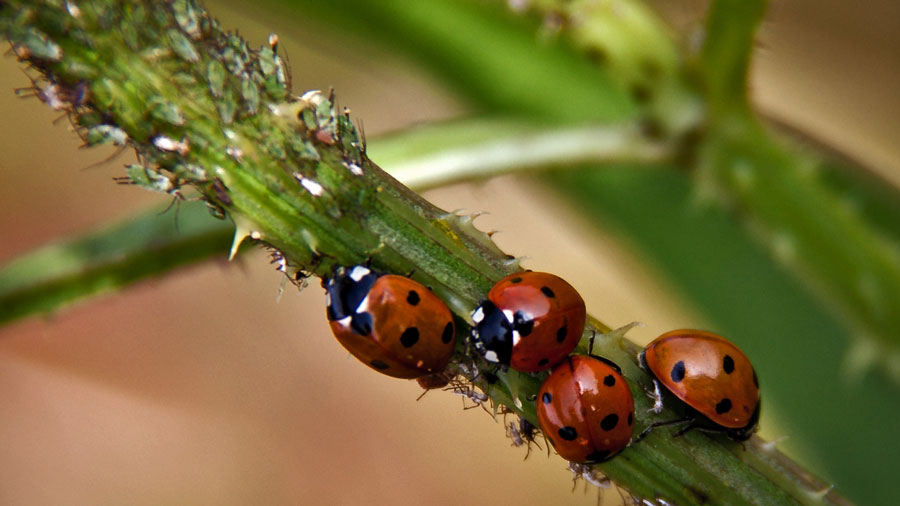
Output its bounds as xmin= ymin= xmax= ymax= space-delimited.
xmin=1 ymin=1 xmax=898 ymax=504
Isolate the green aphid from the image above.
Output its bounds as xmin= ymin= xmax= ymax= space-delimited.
xmin=149 ymin=98 xmax=186 ymax=126
xmin=241 ymin=79 xmax=259 ymax=115
xmin=206 ymin=60 xmax=226 ymax=98
xmin=85 ymin=124 xmax=128 ymax=146
xmin=172 ymin=0 xmax=203 ymax=39
xmin=174 ymin=163 xmax=207 ymax=181
xmin=20 ymin=28 xmax=62 ymax=61
xmin=217 ymin=95 xmax=237 ymax=125
xmin=125 ymin=164 xmax=176 ymax=194
xmin=166 ymin=28 xmax=199 ymax=62
xmin=288 ymin=136 xmax=319 ymax=162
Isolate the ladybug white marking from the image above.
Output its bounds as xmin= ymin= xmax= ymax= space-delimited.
xmin=356 ymin=295 xmax=370 ymax=314
xmin=349 ymin=265 xmax=370 ymax=281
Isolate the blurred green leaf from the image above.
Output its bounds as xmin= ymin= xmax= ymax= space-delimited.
xmin=0 ymin=201 xmax=232 ymax=325
xmin=272 ymin=0 xmax=638 ymax=122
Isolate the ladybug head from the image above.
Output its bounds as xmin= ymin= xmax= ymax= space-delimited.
xmin=471 ymin=300 xmax=513 ymax=366
xmin=325 ymin=265 xmax=378 ymax=321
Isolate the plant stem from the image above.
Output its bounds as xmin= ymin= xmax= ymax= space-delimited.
xmin=372 ymin=119 xmax=674 ymax=190
xmin=696 ymin=0 xmax=900 ymax=380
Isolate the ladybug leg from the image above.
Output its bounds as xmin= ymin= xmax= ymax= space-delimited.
xmin=672 ymin=418 xmax=701 ymax=438
xmin=633 ymin=416 xmax=693 ymax=443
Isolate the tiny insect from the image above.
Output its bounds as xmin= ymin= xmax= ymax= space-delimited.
xmin=507 ymin=416 xmax=541 ymax=458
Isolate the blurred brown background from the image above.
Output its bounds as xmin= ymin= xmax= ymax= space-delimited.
xmin=0 ymin=1 xmax=897 ymax=504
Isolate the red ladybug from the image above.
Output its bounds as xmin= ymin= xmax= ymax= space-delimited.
xmin=471 ymin=271 xmax=586 ymax=372
xmin=637 ymin=329 xmax=760 ymax=441
xmin=325 ymin=265 xmax=456 ymax=379
xmin=536 ymin=355 xmax=635 ymax=463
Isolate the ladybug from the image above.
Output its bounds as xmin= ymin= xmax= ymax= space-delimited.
xmin=324 ymin=265 xmax=456 ymax=379
xmin=537 ymin=355 xmax=635 ymax=463
xmin=637 ymin=329 xmax=760 ymax=441
xmin=471 ymin=271 xmax=586 ymax=372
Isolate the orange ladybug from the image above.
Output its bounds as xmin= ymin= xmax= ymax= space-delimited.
xmin=471 ymin=271 xmax=586 ymax=372
xmin=637 ymin=329 xmax=760 ymax=441
xmin=325 ymin=266 xmax=456 ymax=379
xmin=537 ymin=355 xmax=635 ymax=463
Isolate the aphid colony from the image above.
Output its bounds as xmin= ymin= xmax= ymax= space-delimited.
xmin=324 ymin=267 xmax=760 ymax=464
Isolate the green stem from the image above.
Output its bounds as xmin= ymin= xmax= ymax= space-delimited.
xmin=0 ymin=200 xmax=232 ymax=325
xmin=372 ymin=119 xmax=674 ymax=190
xmin=696 ymin=0 xmax=900 ymax=379
xmin=0 ymin=1 xmax=849 ymax=504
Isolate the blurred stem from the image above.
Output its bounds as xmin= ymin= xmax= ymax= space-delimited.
xmin=696 ymin=0 xmax=900 ymax=378
xmin=371 ymin=118 xmax=674 ymax=190
xmin=698 ymin=0 xmax=766 ymax=115
xmin=0 ymin=200 xmax=233 ymax=325
xmin=0 ymin=0 xmax=849 ymax=504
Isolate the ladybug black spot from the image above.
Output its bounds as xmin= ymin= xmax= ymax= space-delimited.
xmin=350 ymin=312 xmax=373 ymax=336
xmin=671 ymin=361 xmax=686 ymax=383
xmin=400 ymin=327 xmax=420 ymax=347
xmin=586 ymin=450 xmax=611 ymax=462
xmin=542 ymin=392 xmax=553 ymax=404
xmin=538 ymin=358 xmax=549 ymax=367
xmin=370 ymin=360 xmax=389 ymax=370
xmin=716 ymin=398 xmax=732 ymax=414
xmin=600 ymin=414 xmax=619 ymax=431
xmin=441 ymin=322 xmax=454 ymax=344
xmin=541 ymin=286 xmax=555 ymax=298
xmin=603 ymin=374 xmax=616 ymax=387
xmin=558 ymin=426 xmax=578 ymax=441
xmin=407 ymin=290 xmax=420 ymax=306
xmin=510 ymin=276 xmax=523 ymax=284
xmin=627 ymin=412 xmax=633 ymax=426
xmin=513 ymin=312 xmax=534 ymax=337
xmin=723 ymin=354 xmax=735 ymax=374
xmin=556 ymin=325 xmax=567 ymax=343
